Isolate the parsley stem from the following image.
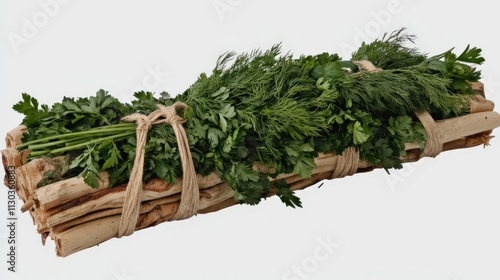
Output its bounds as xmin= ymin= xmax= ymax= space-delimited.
xmin=28 ymin=139 xmax=74 ymax=150
xmin=92 ymin=123 xmax=135 ymax=130
xmin=28 ymin=131 xmax=135 ymax=157
xmin=28 ymin=150 xmax=51 ymax=157
xmin=17 ymin=123 xmax=136 ymax=149
xmin=50 ymin=131 xmax=135 ymax=155
xmin=64 ymin=138 xmax=96 ymax=147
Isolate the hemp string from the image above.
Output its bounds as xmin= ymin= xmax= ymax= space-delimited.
xmin=117 ymin=102 xmax=199 ymax=238
xmin=331 ymin=147 xmax=360 ymax=179
xmin=330 ymin=61 xmax=442 ymax=179
xmin=415 ymin=111 xmax=443 ymax=157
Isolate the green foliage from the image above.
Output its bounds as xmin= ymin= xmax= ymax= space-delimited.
xmin=69 ymin=145 xmax=101 ymax=188
xmin=273 ymin=179 xmax=302 ymax=208
xmin=351 ymin=28 xmax=426 ymax=69
xmin=14 ymin=30 xmax=484 ymax=207
xmin=422 ymin=45 xmax=484 ymax=94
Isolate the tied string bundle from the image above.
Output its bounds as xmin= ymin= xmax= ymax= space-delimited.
xmin=116 ymin=63 xmax=444 ymax=237
xmin=117 ymin=102 xmax=199 ymax=238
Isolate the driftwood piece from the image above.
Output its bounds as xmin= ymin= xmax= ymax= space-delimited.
xmin=404 ymin=111 xmax=500 ymax=150
xmin=33 ymin=173 xmax=111 ymax=211
xmin=5 ymin=125 xmax=26 ymax=148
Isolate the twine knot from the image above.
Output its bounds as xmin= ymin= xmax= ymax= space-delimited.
xmin=117 ymin=102 xmax=199 ymax=238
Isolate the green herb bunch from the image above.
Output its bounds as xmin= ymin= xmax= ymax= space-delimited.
xmin=13 ymin=29 xmax=484 ymax=207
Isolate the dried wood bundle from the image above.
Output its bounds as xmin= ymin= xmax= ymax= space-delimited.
xmin=3 ymin=31 xmax=499 ymax=256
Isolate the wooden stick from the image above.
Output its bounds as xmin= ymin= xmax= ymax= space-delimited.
xmin=438 ymin=111 xmax=500 ymax=143
xmin=33 ymin=173 xmax=111 ymax=210
xmin=470 ymin=95 xmax=495 ymax=113
xmin=51 ymin=193 xmax=183 ymax=233
xmin=14 ymin=156 xmax=66 ymax=202
xmin=52 ymin=183 xmax=235 ymax=257
xmin=405 ymin=111 xmax=500 ymax=150
xmin=470 ymin=81 xmax=485 ymax=98
xmin=5 ymin=125 xmax=26 ymax=148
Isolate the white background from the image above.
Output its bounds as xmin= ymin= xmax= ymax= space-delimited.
xmin=1 ymin=0 xmax=499 ymax=279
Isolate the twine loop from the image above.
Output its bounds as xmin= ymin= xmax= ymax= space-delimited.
xmin=353 ymin=60 xmax=382 ymax=73
xmin=416 ymin=111 xmax=443 ymax=157
xmin=117 ymin=102 xmax=199 ymax=238
xmin=331 ymin=147 xmax=360 ymax=179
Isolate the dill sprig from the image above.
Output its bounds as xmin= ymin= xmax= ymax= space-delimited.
xmin=351 ymin=28 xmax=427 ymax=69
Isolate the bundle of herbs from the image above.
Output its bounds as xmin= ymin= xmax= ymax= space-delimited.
xmin=13 ymin=29 xmax=484 ymax=206
xmin=4 ymin=29 xmax=500 ymax=256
